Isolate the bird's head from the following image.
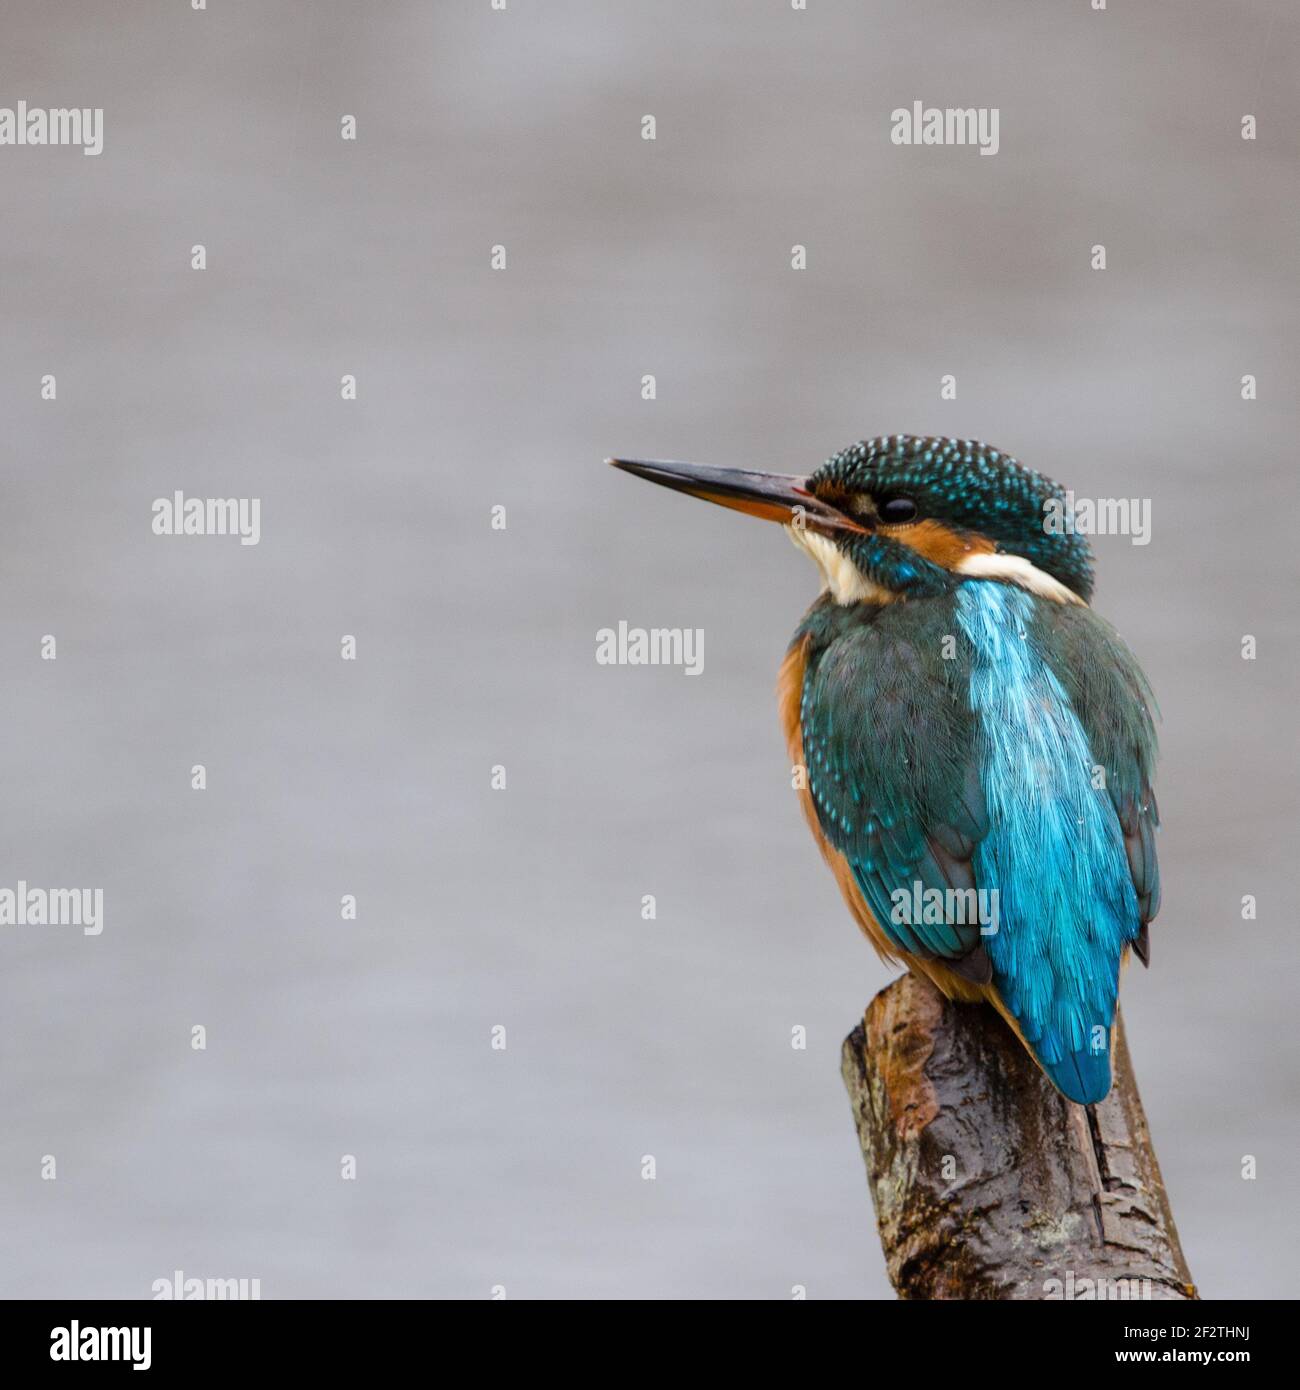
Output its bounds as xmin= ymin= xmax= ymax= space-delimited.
xmin=610 ymin=434 xmax=1093 ymax=605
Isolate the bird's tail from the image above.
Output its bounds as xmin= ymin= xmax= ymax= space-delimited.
xmin=1033 ymin=1040 xmax=1113 ymax=1106
xmin=919 ymin=962 xmax=1119 ymax=1106
xmin=975 ymin=979 xmax=1115 ymax=1106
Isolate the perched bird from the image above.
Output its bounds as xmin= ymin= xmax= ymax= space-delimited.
xmin=610 ymin=436 xmax=1159 ymax=1105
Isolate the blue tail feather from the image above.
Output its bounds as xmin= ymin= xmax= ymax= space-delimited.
xmin=1036 ymin=1040 xmax=1113 ymax=1105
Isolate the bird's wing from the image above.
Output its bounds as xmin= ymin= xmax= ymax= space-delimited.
xmin=801 ymin=587 xmax=1159 ymax=1104
xmin=800 ymin=599 xmax=992 ymax=976
xmin=1032 ymin=600 xmax=1162 ymax=953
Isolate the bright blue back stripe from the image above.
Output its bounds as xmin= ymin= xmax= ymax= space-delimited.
xmin=955 ymin=581 xmax=1138 ymax=1100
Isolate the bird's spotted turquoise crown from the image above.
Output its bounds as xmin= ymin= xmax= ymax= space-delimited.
xmin=812 ymin=434 xmax=1095 ymax=601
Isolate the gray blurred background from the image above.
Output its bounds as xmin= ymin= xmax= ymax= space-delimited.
xmin=1 ymin=0 xmax=1297 ymax=1299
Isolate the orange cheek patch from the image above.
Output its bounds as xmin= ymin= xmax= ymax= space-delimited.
xmin=878 ymin=518 xmax=994 ymax=571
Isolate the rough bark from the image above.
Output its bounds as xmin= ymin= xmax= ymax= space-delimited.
xmin=841 ymin=973 xmax=1197 ymax=1300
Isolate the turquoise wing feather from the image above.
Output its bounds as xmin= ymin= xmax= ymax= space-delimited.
xmin=1033 ymin=600 xmax=1162 ymax=939
xmin=797 ymin=582 xmax=1160 ymax=1105
xmin=797 ymin=595 xmax=992 ymax=974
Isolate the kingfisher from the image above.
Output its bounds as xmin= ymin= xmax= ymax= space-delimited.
xmin=610 ymin=435 xmax=1160 ymax=1105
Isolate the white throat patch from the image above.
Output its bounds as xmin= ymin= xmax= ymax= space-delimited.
xmin=784 ymin=526 xmax=896 ymax=605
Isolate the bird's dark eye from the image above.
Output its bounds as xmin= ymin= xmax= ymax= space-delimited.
xmin=878 ymin=496 xmax=918 ymax=524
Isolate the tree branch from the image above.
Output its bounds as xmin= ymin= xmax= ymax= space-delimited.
xmin=840 ymin=972 xmax=1197 ymax=1300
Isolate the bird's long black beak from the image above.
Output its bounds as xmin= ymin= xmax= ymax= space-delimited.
xmin=606 ymin=457 xmax=870 ymax=538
